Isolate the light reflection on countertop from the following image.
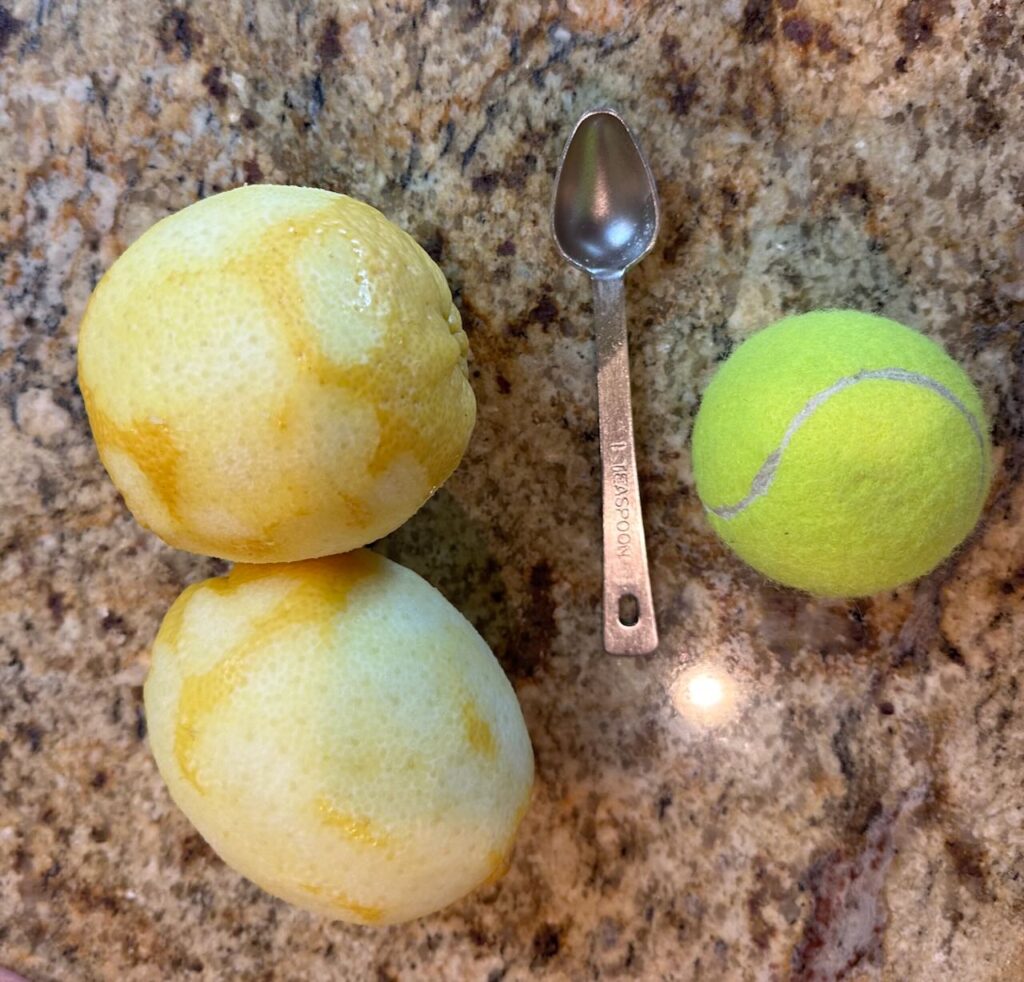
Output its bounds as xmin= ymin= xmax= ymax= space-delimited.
xmin=670 ymin=664 xmax=741 ymax=727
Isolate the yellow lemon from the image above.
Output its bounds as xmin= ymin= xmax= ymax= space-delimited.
xmin=143 ymin=551 xmax=534 ymax=925
xmin=78 ymin=185 xmax=474 ymax=562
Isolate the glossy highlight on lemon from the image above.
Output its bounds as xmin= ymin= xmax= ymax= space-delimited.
xmin=78 ymin=184 xmax=475 ymax=562
xmin=143 ymin=551 xmax=534 ymax=925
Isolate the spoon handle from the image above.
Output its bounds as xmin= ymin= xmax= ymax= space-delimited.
xmin=592 ymin=276 xmax=659 ymax=656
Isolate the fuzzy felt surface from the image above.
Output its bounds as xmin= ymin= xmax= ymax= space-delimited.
xmin=692 ymin=311 xmax=991 ymax=597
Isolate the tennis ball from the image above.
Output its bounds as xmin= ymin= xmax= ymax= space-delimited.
xmin=691 ymin=310 xmax=991 ymax=597
xmin=144 ymin=551 xmax=534 ymax=925
xmin=78 ymin=185 xmax=474 ymax=563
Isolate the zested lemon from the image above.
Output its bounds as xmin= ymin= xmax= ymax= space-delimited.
xmin=78 ymin=185 xmax=474 ymax=562
xmin=143 ymin=551 xmax=534 ymax=925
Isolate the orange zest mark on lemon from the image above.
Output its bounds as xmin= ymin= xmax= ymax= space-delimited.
xmin=298 ymin=882 xmax=385 ymax=924
xmin=461 ymin=700 xmax=497 ymax=759
xmin=314 ymin=796 xmax=394 ymax=851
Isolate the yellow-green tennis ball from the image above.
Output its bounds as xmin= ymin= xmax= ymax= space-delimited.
xmin=144 ymin=551 xmax=534 ymax=925
xmin=691 ymin=310 xmax=991 ymax=597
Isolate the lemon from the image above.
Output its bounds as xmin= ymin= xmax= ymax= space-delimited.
xmin=78 ymin=185 xmax=474 ymax=562
xmin=143 ymin=551 xmax=534 ymax=925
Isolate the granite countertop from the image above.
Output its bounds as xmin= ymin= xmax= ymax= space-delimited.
xmin=2 ymin=1 xmax=1024 ymax=979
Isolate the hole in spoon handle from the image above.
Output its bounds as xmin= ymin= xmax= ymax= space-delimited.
xmin=618 ymin=593 xmax=640 ymax=627
xmin=605 ymin=583 xmax=658 ymax=655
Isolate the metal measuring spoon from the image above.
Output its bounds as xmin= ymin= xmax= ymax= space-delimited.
xmin=552 ymin=108 xmax=660 ymax=656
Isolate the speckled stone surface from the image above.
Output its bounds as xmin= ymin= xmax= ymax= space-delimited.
xmin=2 ymin=1 xmax=1023 ymax=979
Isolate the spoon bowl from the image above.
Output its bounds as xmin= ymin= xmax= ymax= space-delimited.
xmin=552 ymin=109 xmax=660 ymax=279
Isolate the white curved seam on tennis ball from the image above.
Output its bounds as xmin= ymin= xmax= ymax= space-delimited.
xmin=705 ymin=367 xmax=987 ymax=521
